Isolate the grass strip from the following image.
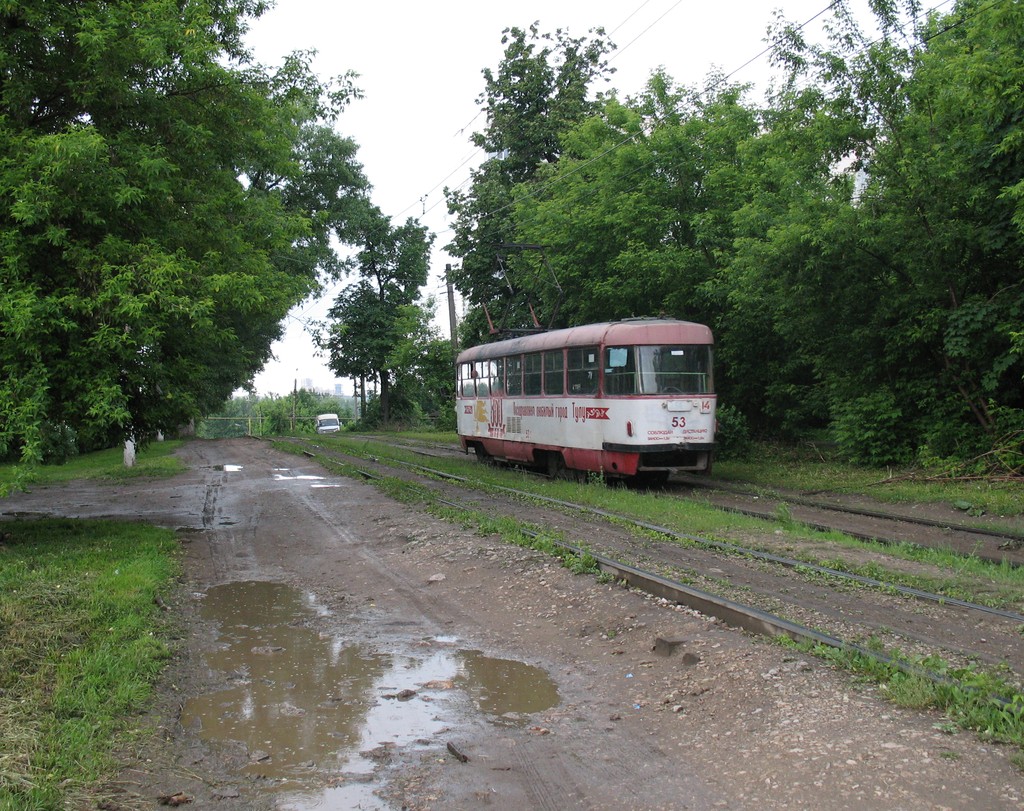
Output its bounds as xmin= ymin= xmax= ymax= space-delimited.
xmin=0 ymin=519 xmax=180 ymax=809
xmin=351 ymin=431 xmax=1024 ymax=518
xmin=714 ymin=441 xmax=1024 ymax=518
xmin=0 ymin=441 xmax=186 ymax=496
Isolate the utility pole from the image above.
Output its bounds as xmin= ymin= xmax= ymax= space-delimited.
xmin=291 ymin=374 xmax=297 ymax=432
xmin=445 ymin=264 xmax=459 ymax=351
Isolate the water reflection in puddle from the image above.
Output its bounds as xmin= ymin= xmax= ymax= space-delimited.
xmin=213 ymin=464 xmax=244 ymax=472
xmin=273 ymin=471 xmax=326 ymax=482
xmin=182 ymin=581 xmax=559 ymax=809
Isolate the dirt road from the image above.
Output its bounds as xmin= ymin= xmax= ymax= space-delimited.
xmin=4 ymin=438 xmax=1022 ymax=809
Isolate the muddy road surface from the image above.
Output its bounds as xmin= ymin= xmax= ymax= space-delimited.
xmin=4 ymin=438 xmax=1022 ymax=810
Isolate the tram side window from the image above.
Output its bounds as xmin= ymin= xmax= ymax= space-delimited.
xmin=523 ymin=353 xmax=543 ymax=396
xmin=604 ymin=346 xmax=637 ymax=396
xmin=544 ymin=351 xmax=564 ymax=395
xmin=567 ymin=346 xmax=599 ymax=395
xmin=459 ymin=363 xmax=475 ymax=397
xmin=506 ymin=355 xmax=523 ymax=396
xmin=490 ymin=357 xmax=505 ymax=395
xmin=474 ymin=361 xmax=490 ymax=397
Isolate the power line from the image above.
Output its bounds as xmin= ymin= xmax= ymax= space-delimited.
xmin=407 ymin=1 xmax=845 ymax=238
xmin=724 ymin=1 xmax=841 ymax=82
xmin=393 ymin=0 xmax=681 ymax=229
xmin=608 ymin=0 xmax=685 ymax=66
xmin=608 ymin=0 xmax=656 ymax=37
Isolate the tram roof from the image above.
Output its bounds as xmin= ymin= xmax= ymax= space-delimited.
xmin=456 ymin=319 xmax=713 ymax=362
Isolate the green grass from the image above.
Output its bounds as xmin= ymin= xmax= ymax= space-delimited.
xmin=0 ymin=441 xmax=186 ymax=496
xmin=338 ymin=432 xmax=1024 ymax=518
xmin=0 ymin=519 xmax=181 ymax=808
xmin=782 ymin=637 xmax=1024 ymax=749
xmin=715 ymin=441 xmax=1024 ymax=518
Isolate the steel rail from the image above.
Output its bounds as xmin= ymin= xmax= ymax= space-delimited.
xmin=675 ymin=473 xmax=1024 ymax=546
xmin=389 ymin=459 xmax=1024 ymax=624
xmin=392 ymin=440 xmax=1024 ymax=566
xmin=297 ymin=437 xmax=1024 ymax=621
xmin=358 ymin=436 xmax=1024 ymax=547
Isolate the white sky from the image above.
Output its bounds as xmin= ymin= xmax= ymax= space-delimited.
xmin=242 ymin=0 xmax=857 ymax=397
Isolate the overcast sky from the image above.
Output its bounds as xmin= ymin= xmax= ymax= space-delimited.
xmin=242 ymin=0 xmax=860 ymax=397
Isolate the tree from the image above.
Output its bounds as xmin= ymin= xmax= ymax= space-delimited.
xmin=746 ymin=0 xmax=1024 ymax=462
xmin=439 ymin=3 xmax=1022 ymax=468
xmin=513 ymin=73 xmax=758 ymax=327
xmin=445 ymin=23 xmax=614 ymax=338
xmin=0 ymin=0 xmax=369 ymax=464
xmin=324 ymin=209 xmax=433 ymax=425
xmin=389 ymin=300 xmax=456 ymax=428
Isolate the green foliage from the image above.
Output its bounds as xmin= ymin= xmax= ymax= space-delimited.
xmin=38 ymin=422 xmax=79 ymax=465
xmin=323 ymin=209 xmax=434 ymax=425
xmin=831 ymin=388 xmax=910 ymax=466
xmin=199 ymin=390 xmax=356 ymax=437
xmin=713 ymin=404 xmax=753 ymax=460
xmin=446 ymin=5 xmax=1023 ymax=469
xmin=0 ymin=519 xmax=179 ymax=807
xmin=357 ymin=390 xmax=423 ymax=431
xmin=1 ymin=0 xmax=369 ymax=463
xmin=445 ymin=22 xmax=615 ymax=338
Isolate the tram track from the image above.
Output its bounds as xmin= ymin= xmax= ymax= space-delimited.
xmin=353 ymin=434 xmax=1024 ymax=567
xmin=674 ymin=473 xmax=1024 ymax=568
xmin=286 ymin=436 xmax=1024 ymax=703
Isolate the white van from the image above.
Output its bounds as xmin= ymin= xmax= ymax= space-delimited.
xmin=315 ymin=413 xmax=341 ymax=434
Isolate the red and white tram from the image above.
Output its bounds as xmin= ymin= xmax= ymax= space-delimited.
xmin=455 ymin=318 xmax=716 ymax=479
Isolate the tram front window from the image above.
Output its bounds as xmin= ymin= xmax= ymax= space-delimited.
xmin=638 ymin=345 xmax=711 ymax=395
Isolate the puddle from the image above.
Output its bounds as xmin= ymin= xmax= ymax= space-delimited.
xmin=213 ymin=464 xmax=244 ymax=472
xmin=182 ymin=581 xmax=559 ymax=809
xmin=273 ymin=471 xmax=325 ymax=482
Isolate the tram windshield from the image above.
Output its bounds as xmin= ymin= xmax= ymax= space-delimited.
xmin=604 ymin=345 xmax=712 ymax=396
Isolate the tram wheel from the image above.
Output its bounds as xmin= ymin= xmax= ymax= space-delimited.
xmin=545 ymin=452 xmax=566 ymax=478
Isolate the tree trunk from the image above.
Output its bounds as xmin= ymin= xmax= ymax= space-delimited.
xmin=123 ymin=438 xmax=136 ymax=468
xmin=379 ymin=373 xmax=391 ymax=427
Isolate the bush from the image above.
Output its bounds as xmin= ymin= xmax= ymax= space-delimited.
xmin=40 ymin=422 xmax=79 ymax=465
xmin=713 ymin=404 xmax=753 ymax=460
xmin=918 ymin=405 xmax=1024 ymax=476
xmin=831 ymin=388 xmax=912 ymax=466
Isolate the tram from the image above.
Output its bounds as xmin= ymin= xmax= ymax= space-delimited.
xmin=455 ymin=318 xmax=716 ymax=479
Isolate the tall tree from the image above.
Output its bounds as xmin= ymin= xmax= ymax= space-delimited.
xmin=324 ymin=209 xmax=433 ymax=424
xmin=445 ymin=22 xmax=614 ymax=337
xmin=726 ymin=0 xmax=1024 ymax=462
xmin=389 ymin=300 xmax=456 ymax=428
xmin=0 ymin=0 xmax=369 ymax=463
xmin=513 ymin=73 xmax=758 ymax=327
